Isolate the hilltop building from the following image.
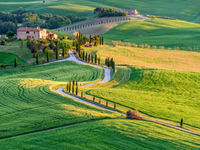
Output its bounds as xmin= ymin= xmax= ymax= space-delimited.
xmin=17 ymin=27 xmax=58 ymax=40
xmin=117 ymin=9 xmax=139 ymax=16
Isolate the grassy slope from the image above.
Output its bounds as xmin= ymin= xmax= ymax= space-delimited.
xmin=88 ymin=67 xmax=200 ymax=128
xmin=0 ymin=41 xmax=34 ymax=64
xmin=0 ymin=61 xmax=120 ymax=138
xmin=84 ymin=45 xmax=200 ymax=128
xmin=0 ymin=0 xmax=200 ymax=22
xmin=0 ymin=119 xmax=199 ymax=150
xmin=0 ymin=52 xmax=26 ymax=66
xmin=104 ymin=18 xmax=200 ymax=49
xmin=86 ymin=45 xmax=200 ymax=72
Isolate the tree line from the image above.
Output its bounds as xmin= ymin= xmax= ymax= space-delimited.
xmin=94 ymin=7 xmax=128 ymax=18
xmin=26 ymin=37 xmax=71 ymax=64
xmin=0 ymin=7 xmax=86 ymax=34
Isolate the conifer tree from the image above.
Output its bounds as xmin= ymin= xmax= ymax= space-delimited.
xmin=76 ymin=81 xmax=78 ymax=96
xmin=46 ymin=51 xmax=49 ymax=62
xmin=56 ymin=48 xmax=59 ymax=60
xmin=66 ymin=83 xmax=69 ymax=92
xmin=91 ymin=55 xmax=94 ymax=63
xmin=85 ymin=52 xmax=88 ymax=62
xmin=98 ymin=57 xmax=100 ymax=65
xmin=102 ymin=36 xmax=104 ymax=45
xmin=89 ymin=35 xmax=92 ymax=44
xmin=72 ymin=80 xmax=75 ymax=94
xmin=82 ymin=51 xmax=85 ymax=61
xmin=36 ymin=53 xmax=39 ymax=65
xmin=88 ymin=54 xmax=91 ymax=63
xmin=95 ymin=54 xmax=97 ymax=64
xmin=69 ymin=81 xmax=71 ymax=93
xmin=21 ymin=40 xmax=24 ymax=48
xmin=14 ymin=57 xmax=17 ymax=68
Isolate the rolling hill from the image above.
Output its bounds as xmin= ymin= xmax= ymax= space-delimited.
xmin=0 ymin=0 xmax=199 ymax=22
xmin=104 ymin=18 xmax=200 ymax=49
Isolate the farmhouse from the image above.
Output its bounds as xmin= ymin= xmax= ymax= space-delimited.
xmin=17 ymin=27 xmax=58 ymax=40
xmin=117 ymin=9 xmax=140 ymax=16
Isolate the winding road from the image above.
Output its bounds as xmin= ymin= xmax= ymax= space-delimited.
xmin=55 ymin=51 xmax=200 ymax=136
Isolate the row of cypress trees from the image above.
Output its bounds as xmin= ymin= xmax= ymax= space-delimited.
xmin=66 ymin=80 xmax=79 ymax=96
xmin=105 ymin=57 xmax=115 ymax=72
xmin=78 ymin=51 xmax=101 ymax=65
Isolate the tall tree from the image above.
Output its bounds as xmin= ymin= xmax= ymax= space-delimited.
xmin=76 ymin=81 xmax=78 ymax=96
xmin=36 ymin=53 xmax=39 ymax=65
xmin=88 ymin=54 xmax=91 ymax=63
xmin=14 ymin=57 xmax=17 ymax=68
xmin=46 ymin=51 xmax=49 ymax=62
xmin=72 ymin=80 xmax=75 ymax=94
xmin=95 ymin=54 xmax=97 ymax=64
xmin=55 ymin=47 xmax=59 ymax=60
xmin=98 ymin=57 xmax=100 ymax=65
xmin=85 ymin=52 xmax=88 ymax=62
xmin=69 ymin=81 xmax=71 ymax=93
xmin=21 ymin=40 xmax=24 ymax=48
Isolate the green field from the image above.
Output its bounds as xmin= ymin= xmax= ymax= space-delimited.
xmin=0 ymin=41 xmax=34 ymax=64
xmin=104 ymin=18 xmax=200 ymax=49
xmin=87 ymin=67 xmax=200 ymax=128
xmin=0 ymin=0 xmax=200 ymax=22
xmin=0 ymin=119 xmax=199 ymax=149
xmin=0 ymin=61 xmax=120 ymax=139
xmin=0 ymin=52 xmax=26 ymax=66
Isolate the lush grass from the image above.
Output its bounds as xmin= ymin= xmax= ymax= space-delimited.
xmin=85 ymin=44 xmax=200 ymax=72
xmin=104 ymin=18 xmax=200 ymax=49
xmin=0 ymin=119 xmax=199 ymax=149
xmin=0 ymin=41 xmax=34 ymax=64
xmin=0 ymin=0 xmax=200 ymax=22
xmin=0 ymin=61 xmax=119 ymax=138
xmin=0 ymin=52 xmax=26 ymax=66
xmin=87 ymin=67 xmax=200 ymax=128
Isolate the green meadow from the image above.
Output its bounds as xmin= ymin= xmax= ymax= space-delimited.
xmin=87 ymin=67 xmax=200 ymax=128
xmin=0 ymin=119 xmax=199 ymax=150
xmin=0 ymin=61 xmax=120 ymax=139
xmin=0 ymin=0 xmax=200 ymax=22
xmin=0 ymin=52 xmax=26 ymax=66
xmin=104 ymin=18 xmax=200 ymax=49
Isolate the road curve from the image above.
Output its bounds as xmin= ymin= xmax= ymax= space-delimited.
xmin=55 ymin=51 xmax=200 ymax=136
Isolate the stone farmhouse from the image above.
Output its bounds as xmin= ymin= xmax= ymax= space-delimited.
xmin=117 ymin=9 xmax=140 ymax=16
xmin=17 ymin=27 xmax=58 ymax=40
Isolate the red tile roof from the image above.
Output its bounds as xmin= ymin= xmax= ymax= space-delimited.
xmin=17 ymin=27 xmax=44 ymax=32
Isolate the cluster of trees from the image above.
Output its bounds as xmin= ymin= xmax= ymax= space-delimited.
xmin=105 ymin=57 xmax=116 ymax=72
xmin=78 ymin=51 xmax=101 ymax=65
xmin=94 ymin=7 xmax=127 ymax=18
xmin=74 ymin=32 xmax=104 ymax=56
xmin=0 ymin=7 xmax=86 ymax=34
xmin=66 ymin=80 xmax=79 ymax=96
xmin=26 ymin=37 xmax=71 ymax=64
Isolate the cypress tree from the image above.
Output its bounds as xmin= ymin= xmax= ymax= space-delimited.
xmin=99 ymin=36 xmax=102 ymax=45
xmin=36 ymin=53 xmax=39 ymax=65
xmin=102 ymin=36 xmax=104 ymax=45
xmin=69 ymin=81 xmax=71 ymax=93
xmin=112 ymin=61 xmax=115 ymax=72
xmin=21 ymin=40 xmax=24 ymax=48
xmin=91 ymin=55 xmax=94 ymax=63
xmin=93 ymin=96 xmax=95 ymax=102
xmin=98 ymin=57 xmax=100 ymax=65
xmin=76 ymin=81 xmax=78 ymax=96
xmin=47 ymin=51 xmax=49 ymax=62
xmin=72 ymin=80 xmax=75 ymax=94
xmin=66 ymin=83 xmax=69 ymax=92
xmin=85 ymin=52 xmax=88 ymax=62
xmin=56 ymin=48 xmax=59 ymax=60
xmin=107 ymin=57 xmax=110 ymax=67
xmin=62 ymin=48 xmax=65 ymax=57
xmin=180 ymin=118 xmax=183 ymax=128
xmin=95 ymin=54 xmax=97 ymax=64
xmin=89 ymin=35 xmax=92 ymax=44
xmin=88 ymin=54 xmax=91 ymax=63
xmin=82 ymin=51 xmax=85 ymax=61
xmin=14 ymin=57 xmax=17 ymax=68
xmin=105 ymin=58 xmax=107 ymax=66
